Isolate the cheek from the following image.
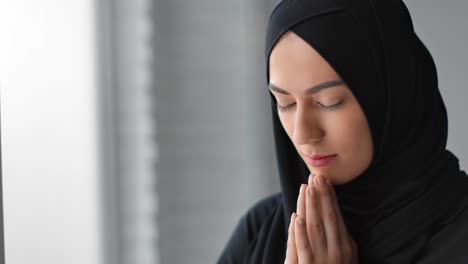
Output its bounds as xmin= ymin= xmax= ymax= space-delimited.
xmin=278 ymin=114 xmax=294 ymax=137
xmin=334 ymin=107 xmax=373 ymax=168
xmin=319 ymin=109 xmax=372 ymax=184
xmin=315 ymin=99 xmax=369 ymax=149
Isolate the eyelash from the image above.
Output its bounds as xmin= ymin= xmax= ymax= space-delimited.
xmin=275 ymin=100 xmax=343 ymax=113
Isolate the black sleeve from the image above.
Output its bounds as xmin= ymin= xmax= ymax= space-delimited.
xmin=217 ymin=193 xmax=282 ymax=264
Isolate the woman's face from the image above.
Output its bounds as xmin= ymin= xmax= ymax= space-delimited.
xmin=268 ymin=31 xmax=373 ymax=185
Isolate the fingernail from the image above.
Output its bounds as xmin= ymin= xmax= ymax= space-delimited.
xmin=308 ymin=173 xmax=314 ymax=186
xmin=299 ymin=184 xmax=307 ymax=194
xmin=308 ymin=185 xmax=314 ymax=196
xmin=291 ymin=212 xmax=295 ymax=222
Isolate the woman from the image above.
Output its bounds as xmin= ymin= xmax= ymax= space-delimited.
xmin=218 ymin=0 xmax=468 ymax=263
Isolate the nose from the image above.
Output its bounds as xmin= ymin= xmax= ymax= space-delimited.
xmin=292 ymin=104 xmax=325 ymax=145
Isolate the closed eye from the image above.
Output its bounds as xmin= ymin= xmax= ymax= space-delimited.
xmin=317 ymin=100 xmax=343 ymax=110
xmin=275 ymin=100 xmax=343 ymax=113
xmin=275 ymin=102 xmax=296 ymax=112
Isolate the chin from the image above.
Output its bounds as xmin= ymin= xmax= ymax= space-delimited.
xmin=307 ymin=166 xmax=333 ymax=178
xmin=306 ymin=166 xmax=348 ymax=186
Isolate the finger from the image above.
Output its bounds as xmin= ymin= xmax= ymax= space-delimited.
xmin=327 ymin=179 xmax=356 ymax=259
xmin=326 ymin=178 xmax=349 ymax=240
xmin=295 ymin=216 xmax=314 ymax=263
xmin=296 ymin=184 xmax=307 ymax=218
xmin=306 ymin=175 xmax=327 ymax=258
xmin=315 ymin=174 xmax=341 ymax=261
xmin=285 ymin=213 xmax=298 ymax=264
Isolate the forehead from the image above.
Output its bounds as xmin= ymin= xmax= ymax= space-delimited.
xmin=269 ymin=31 xmax=342 ymax=87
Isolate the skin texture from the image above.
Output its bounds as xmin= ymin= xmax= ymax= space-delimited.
xmin=286 ymin=175 xmax=359 ymax=264
xmin=268 ymin=31 xmax=373 ymax=185
xmin=268 ymin=31 xmax=373 ymax=263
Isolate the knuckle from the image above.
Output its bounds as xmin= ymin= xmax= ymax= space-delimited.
xmin=296 ymin=239 xmax=309 ymax=251
xmin=313 ymin=221 xmax=323 ymax=230
xmin=327 ymin=210 xmax=337 ymax=222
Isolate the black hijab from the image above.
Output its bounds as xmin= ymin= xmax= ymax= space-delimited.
xmin=250 ymin=0 xmax=468 ymax=263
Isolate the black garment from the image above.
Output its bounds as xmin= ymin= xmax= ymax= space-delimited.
xmin=219 ymin=0 xmax=468 ymax=263
xmin=218 ymin=191 xmax=468 ymax=264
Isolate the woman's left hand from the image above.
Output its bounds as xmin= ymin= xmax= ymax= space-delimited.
xmin=284 ymin=174 xmax=359 ymax=264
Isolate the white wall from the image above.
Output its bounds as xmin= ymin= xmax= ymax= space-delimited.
xmin=1 ymin=1 xmax=467 ymax=264
xmin=0 ymin=1 xmax=102 ymax=263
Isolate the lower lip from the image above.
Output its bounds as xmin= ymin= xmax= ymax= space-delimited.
xmin=306 ymin=155 xmax=337 ymax=167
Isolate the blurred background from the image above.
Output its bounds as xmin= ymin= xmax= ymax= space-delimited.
xmin=0 ymin=0 xmax=467 ymax=263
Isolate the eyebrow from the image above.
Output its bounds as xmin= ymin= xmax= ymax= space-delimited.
xmin=268 ymin=79 xmax=345 ymax=95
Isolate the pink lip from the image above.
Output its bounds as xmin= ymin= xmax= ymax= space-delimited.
xmin=305 ymin=154 xmax=337 ymax=167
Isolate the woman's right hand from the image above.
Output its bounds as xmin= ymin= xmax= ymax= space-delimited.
xmin=284 ymin=174 xmax=358 ymax=264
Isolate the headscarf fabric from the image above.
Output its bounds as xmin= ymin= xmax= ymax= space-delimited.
xmin=251 ymin=0 xmax=468 ymax=263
